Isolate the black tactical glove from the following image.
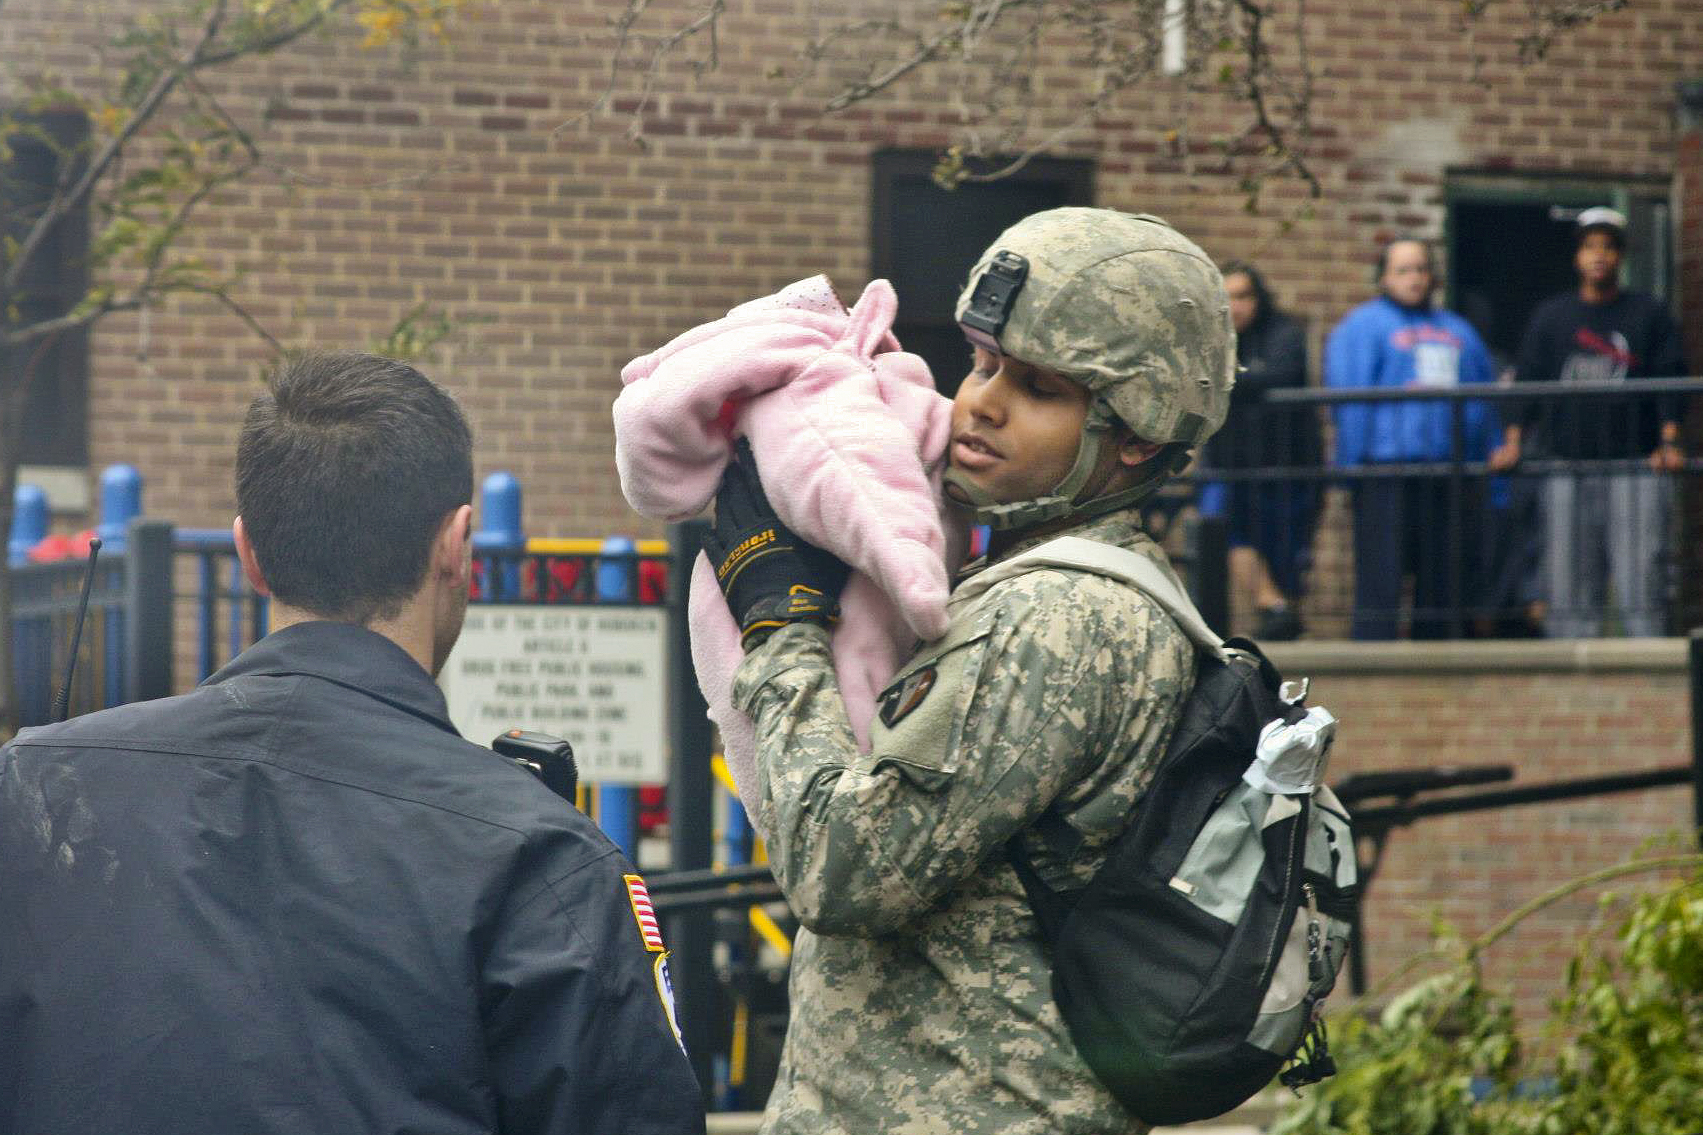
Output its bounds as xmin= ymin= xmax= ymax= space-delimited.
xmin=704 ymin=438 xmax=850 ymax=649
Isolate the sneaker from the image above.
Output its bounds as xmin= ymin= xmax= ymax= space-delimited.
xmin=1256 ymin=603 xmax=1303 ymax=642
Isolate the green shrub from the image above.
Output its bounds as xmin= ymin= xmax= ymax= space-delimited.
xmin=1273 ymin=854 xmax=1703 ymax=1135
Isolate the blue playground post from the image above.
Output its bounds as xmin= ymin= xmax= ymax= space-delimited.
xmin=9 ymin=483 xmax=48 ymax=566
xmin=99 ymin=465 xmax=143 ymax=708
xmin=97 ymin=465 xmax=142 ymax=553
xmin=595 ymin=535 xmax=639 ymax=860
xmin=723 ymin=788 xmax=752 ymax=869
xmin=473 ymin=472 xmax=523 ymax=601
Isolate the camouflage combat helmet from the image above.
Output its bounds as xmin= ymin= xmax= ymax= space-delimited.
xmin=947 ymin=207 xmax=1235 ymax=531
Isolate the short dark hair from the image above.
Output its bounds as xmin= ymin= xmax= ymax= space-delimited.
xmin=1374 ymin=237 xmax=1433 ymax=283
xmin=237 ymin=352 xmax=473 ymax=623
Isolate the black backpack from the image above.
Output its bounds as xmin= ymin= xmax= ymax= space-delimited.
xmin=996 ymin=537 xmax=1358 ymax=1127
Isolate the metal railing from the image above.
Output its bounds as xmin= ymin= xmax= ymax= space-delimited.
xmin=1333 ymin=732 xmax=1703 ymax=995
xmin=174 ymin=529 xmax=269 ymax=681
xmin=1192 ymin=378 xmax=1703 ymax=639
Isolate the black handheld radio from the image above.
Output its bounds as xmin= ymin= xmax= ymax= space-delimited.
xmin=51 ymin=537 xmax=104 ymax=724
xmin=492 ymin=728 xmax=580 ymax=807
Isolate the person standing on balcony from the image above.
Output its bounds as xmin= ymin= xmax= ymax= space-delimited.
xmin=1488 ymin=207 xmax=1687 ymax=638
xmin=701 ymin=207 xmax=1233 ymax=1135
xmin=1199 ymin=261 xmax=1320 ymax=640
xmin=1325 ymin=237 xmax=1499 ymax=640
xmin=0 ymin=352 xmax=705 ymax=1135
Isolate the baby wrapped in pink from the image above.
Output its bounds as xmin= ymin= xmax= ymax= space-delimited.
xmin=614 ymin=276 xmax=961 ymax=824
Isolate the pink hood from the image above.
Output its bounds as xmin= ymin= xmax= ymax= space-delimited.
xmin=614 ymin=276 xmax=961 ymax=822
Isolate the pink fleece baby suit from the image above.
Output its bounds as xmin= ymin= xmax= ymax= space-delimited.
xmin=614 ymin=276 xmax=961 ymax=824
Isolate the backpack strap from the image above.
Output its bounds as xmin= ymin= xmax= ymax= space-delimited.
xmin=1001 ymin=535 xmax=1228 ymax=934
xmin=1005 ymin=838 xmax=1077 ymax=943
xmin=1000 ymin=535 xmax=1230 ymax=662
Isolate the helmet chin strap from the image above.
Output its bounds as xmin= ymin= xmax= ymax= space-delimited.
xmin=1069 ymin=443 xmax=1192 ymax=523
xmin=943 ymin=423 xmax=1109 ymax=532
xmin=944 ymin=402 xmax=1189 ymax=535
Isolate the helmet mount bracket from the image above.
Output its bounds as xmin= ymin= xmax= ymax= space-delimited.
xmin=958 ymin=251 xmax=1029 ymax=354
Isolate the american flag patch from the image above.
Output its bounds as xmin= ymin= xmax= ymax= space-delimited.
xmin=624 ymin=874 xmax=665 ymax=952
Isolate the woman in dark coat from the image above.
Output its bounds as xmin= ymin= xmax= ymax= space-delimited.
xmin=1199 ymin=262 xmax=1321 ymax=640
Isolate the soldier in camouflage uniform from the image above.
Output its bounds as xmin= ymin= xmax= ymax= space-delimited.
xmin=704 ymin=208 xmax=1236 ymax=1135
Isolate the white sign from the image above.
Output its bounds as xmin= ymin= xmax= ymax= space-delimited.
xmin=441 ymin=604 xmax=669 ymax=784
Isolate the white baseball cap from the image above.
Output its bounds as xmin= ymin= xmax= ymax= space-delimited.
xmin=1576 ymin=206 xmax=1626 ymax=231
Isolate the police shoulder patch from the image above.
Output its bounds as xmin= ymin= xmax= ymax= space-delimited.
xmin=653 ymin=953 xmax=685 ymax=1052
xmin=878 ymin=665 xmax=937 ymax=728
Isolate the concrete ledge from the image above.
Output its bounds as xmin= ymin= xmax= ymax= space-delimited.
xmin=1264 ymin=636 xmax=1689 ymax=675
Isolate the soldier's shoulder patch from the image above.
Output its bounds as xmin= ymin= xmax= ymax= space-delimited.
xmin=623 ymin=873 xmax=666 ymax=952
xmin=878 ymin=665 xmax=937 ymax=728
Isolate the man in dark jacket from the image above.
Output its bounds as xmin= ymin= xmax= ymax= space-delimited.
xmin=0 ymin=353 xmax=705 ymax=1135
xmin=1489 ymin=207 xmax=1687 ymax=637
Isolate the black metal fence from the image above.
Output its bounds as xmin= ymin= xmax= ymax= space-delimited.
xmin=9 ymin=519 xmax=173 ymax=727
xmin=1193 ymin=378 xmax=1703 ymax=640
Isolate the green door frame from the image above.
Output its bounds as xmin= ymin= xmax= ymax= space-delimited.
xmin=1443 ymin=170 xmax=1674 ymax=304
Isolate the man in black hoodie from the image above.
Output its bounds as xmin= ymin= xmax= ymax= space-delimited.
xmin=1489 ymin=207 xmax=1687 ymax=637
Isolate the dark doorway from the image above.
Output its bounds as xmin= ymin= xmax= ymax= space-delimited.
xmin=1446 ymin=180 xmax=1674 ymax=375
xmin=1449 ymin=201 xmax=1576 ymax=371
xmin=872 ymin=150 xmax=1093 ymax=396
xmin=4 ymin=109 xmax=91 ymax=468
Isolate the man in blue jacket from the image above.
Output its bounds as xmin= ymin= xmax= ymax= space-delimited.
xmin=0 ymin=353 xmax=705 ymax=1135
xmin=1325 ymin=238 xmax=1498 ymax=639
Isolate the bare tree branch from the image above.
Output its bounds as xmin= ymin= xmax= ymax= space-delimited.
xmin=550 ymin=0 xmax=728 ymax=141
xmin=6 ymin=0 xmax=378 ymax=303
xmin=183 ymin=283 xmax=285 ymax=354
xmin=551 ymin=0 xmax=1620 ymax=211
xmin=2 ymin=293 xmax=142 ymax=346
xmin=809 ymin=20 xmax=963 ymax=114
xmin=197 ymin=0 xmax=357 ymax=66
xmin=621 ymin=0 xmax=726 ymax=141
xmin=5 ymin=80 xmax=261 ymax=352
xmin=4 ymin=0 xmax=230 ymax=296
xmin=1227 ymin=0 xmax=1319 ymax=198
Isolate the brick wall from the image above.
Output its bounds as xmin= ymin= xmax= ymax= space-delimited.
xmin=1268 ymin=640 xmax=1695 ymax=1029
xmin=3 ymin=0 xmax=1698 ymax=542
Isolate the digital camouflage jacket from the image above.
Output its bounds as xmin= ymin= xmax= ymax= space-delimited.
xmin=732 ymin=510 xmax=1195 ymax=1135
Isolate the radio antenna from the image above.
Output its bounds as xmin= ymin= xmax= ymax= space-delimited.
xmin=51 ymin=537 xmax=103 ymax=724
